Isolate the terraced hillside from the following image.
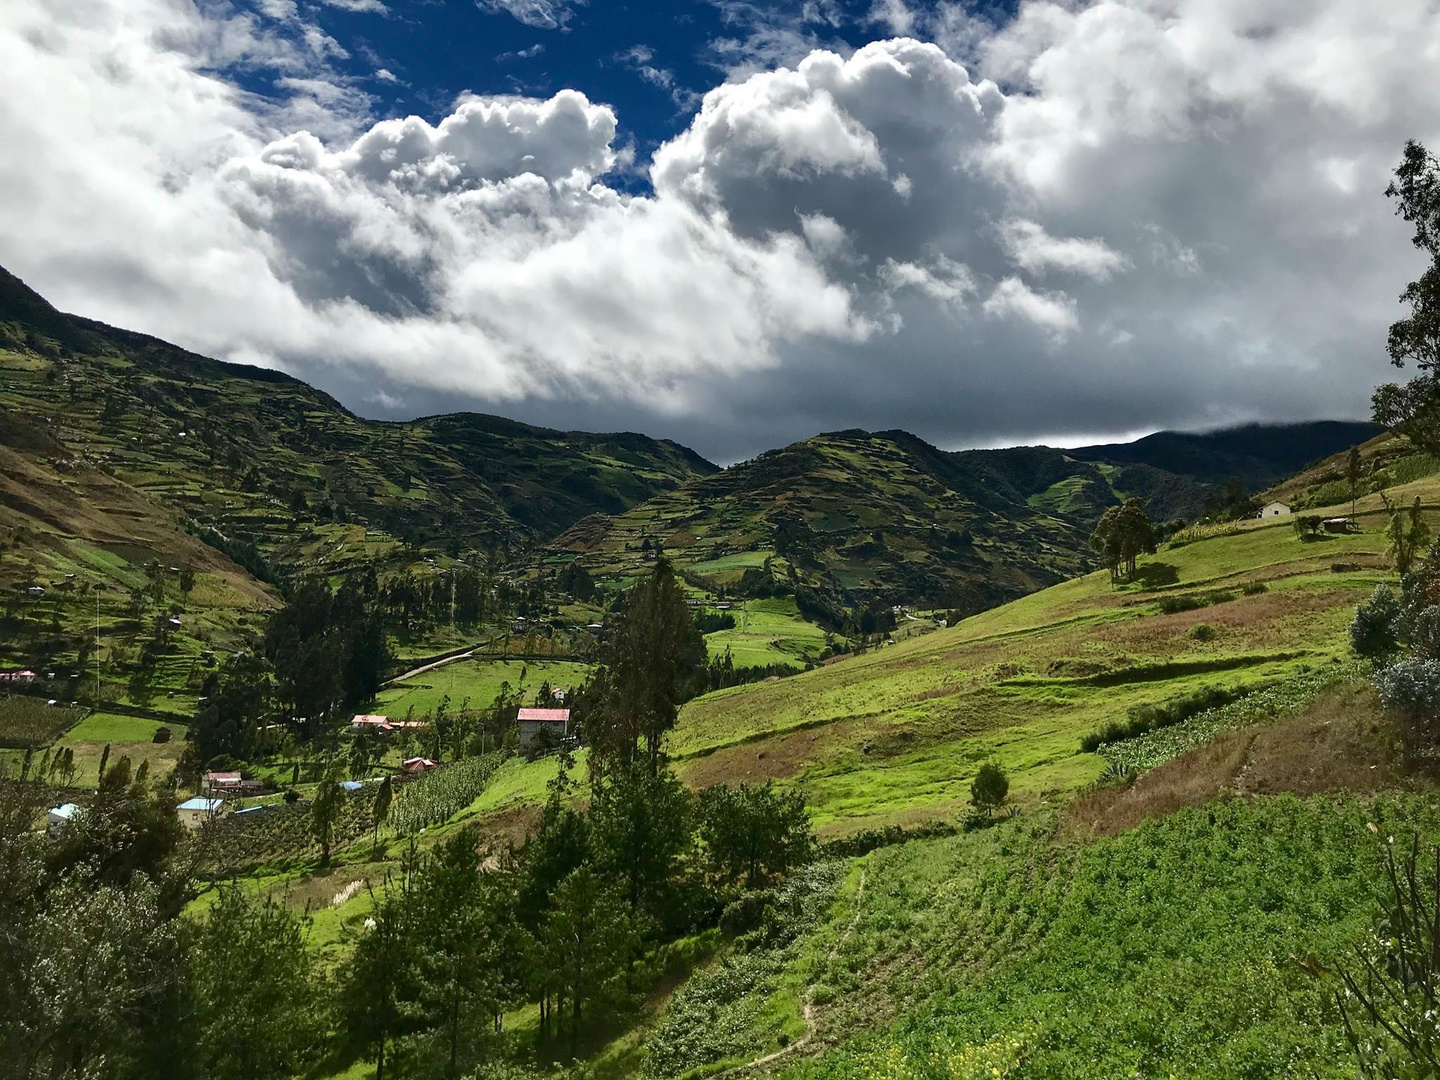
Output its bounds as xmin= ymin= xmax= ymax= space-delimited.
xmin=553 ymin=424 xmax=1376 ymax=619
xmin=0 ymin=265 xmax=715 ymax=683
xmin=479 ymin=478 xmax=1424 ymax=838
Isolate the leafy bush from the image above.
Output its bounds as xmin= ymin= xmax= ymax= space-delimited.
xmin=1374 ymin=659 xmax=1440 ymax=720
xmin=1158 ymin=589 xmax=1235 ymax=614
xmin=969 ymin=763 xmax=1009 ymax=817
xmin=152 ymin=726 xmax=171 ymax=744
xmin=1242 ymin=581 xmax=1269 ymax=596
xmin=1190 ymin=623 xmax=1216 ymax=642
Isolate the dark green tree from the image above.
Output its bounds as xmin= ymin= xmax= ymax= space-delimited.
xmin=1373 ymin=141 xmax=1440 ymax=456
xmin=541 ymin=867 xmax=640 ymax=1055
xmin=187 ymin=886 xmax=320 ymax=1080
xmin=586 ymin=558 xmax=707 ymax=777
xmin=696 ymin=781 xmax=814 ymax=888
xmin=588 ymin=765 xmax=692 ymax=924
xmin=311 ymin=768 xmax=344 ymax=866
xmin=970 ymin=762 xmax=1010 ymax=818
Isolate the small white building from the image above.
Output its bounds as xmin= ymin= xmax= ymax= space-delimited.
xmin=1259 ymin=502 xmax=1292 ymax=518
xmin=47 ymin=803 xmax=78 ymax=837
xmin=177 ymin=796 xmax=225 ymax=830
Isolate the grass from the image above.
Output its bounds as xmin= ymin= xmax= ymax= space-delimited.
xmin=57 ymin=712 xmax=190 ymax=787
xmin=468 ymin=512 xmax=1406 ymax=838
xmin=376 ymin=659 xmax=591 ymax=717
xmin=705 ymin=597 xmax=830 ymax=669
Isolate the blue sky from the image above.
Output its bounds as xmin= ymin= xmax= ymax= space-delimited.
xmin=257 ymin=0 xmax=1016 ymax=190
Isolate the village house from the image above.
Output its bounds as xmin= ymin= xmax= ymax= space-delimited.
xmin=350 ymin=713 xmax=391 ymax=733
xmin=203 ymin=770 xmax=265 ymax=797
xmin=402 ymin=756 xmax=438 ymax=773
xmin=1259 ymin=501 xmax=1292 ymax=518
xmin=177 ymin=796 xmax=225 ymax=829
xmin=0 ymin=669 xmax=37 ymax=684
xmin=517 ymin=707 xmax=570 ymax=752
xmin=47 ymin=803 xmax=78 ymax=837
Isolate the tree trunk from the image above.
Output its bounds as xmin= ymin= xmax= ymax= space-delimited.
xmin=376 ymin=1038 xmax=386 ymax=1080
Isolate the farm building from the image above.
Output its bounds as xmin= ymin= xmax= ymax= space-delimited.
xmin=1323 ymin=517 xmax=1355 ymax=533
xmin=177 ymin=797 xmax=225 ymax=829
xmin=402 ymin=757 xmax=438 ymax=773
xmin=1259 ymin=501 xmax=1292 ymax=518
xmin=47 ymin=803 xmax=78 ymax=837
xmin=350 ymin=714 xmax=391 ymax=732
xmin=517 ymin=708 xmax=570 ymax=751
xmin=0 ymin=669 xmax=36 ymax=683
xmin=203 ymin=770 xmax=242 ymax=794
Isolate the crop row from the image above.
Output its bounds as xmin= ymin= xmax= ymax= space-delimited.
xmin=1096 ymin=659 xmax=1368 ymax=777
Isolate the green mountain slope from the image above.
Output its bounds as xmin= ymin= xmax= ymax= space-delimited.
xmin=554 ymin=429 xmax=1098 ymax=619
xmin=0 ymin=265 xmax=715 ymax=686
xmin=553 ymin=421 xmax=1376 ymax=618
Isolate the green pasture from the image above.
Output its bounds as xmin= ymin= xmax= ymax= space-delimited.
xmin=376 ymin=659 xmax=591 ymax=718
xmin=58 ymin=712 xmax=190 ymax=787
xmin=465 ymin=511 xmax=1400 ymax=838
xmin=704 ymin=596 xmax=829 ymax=669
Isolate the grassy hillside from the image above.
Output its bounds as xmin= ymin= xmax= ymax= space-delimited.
xmin=0 ymin=265 xmax=714 ymax=695
xmin=478 ymin=480 xmax=1427 ymax=839
xmin=553 ymin=425 xmax=1375 ymax=622
xmin=555 ymin=430 xmax=1097 ymax=620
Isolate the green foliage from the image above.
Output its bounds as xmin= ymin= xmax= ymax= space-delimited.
xmin=1351 ymin=585 xmax=1403 ymax=662
xmin=1080 ymin=684 xmax=1252 ymax=754
xmin=389 ymin=754 xmax=502 ymax=836
xmin=0 ymin=697 xmax=85 ymax=749
xmin=968 ymin=763 xmax=1009 ymax=817
xmin=789 ymin=797 xmax=1440 ymax=1080
xmin=1373 ymin=141 xmax=1440 ymax=459
xmin=1157 ymin=587 xmax=1236 ymax=614
xmin=1394 ymin=453 xmax=1440 ymax=486
xmin=1097 ymin=662 xmax=1366 ymax=775
xmin=588 ymin=558 xmax=707 ymax=777
xmin=187 ymin=886 xmax=320 ymax=1080
xmin=644 ymin=861 xmax=843 ymax=1078
xmin=1327 ymin=837 xmax=1440 ymax=1079
xmin=696 ymin=781 xmax=815 ymax=889
xmin=541 ymin=867 xmax=642 ymax=1054
xmin=589 ymin=765 xmax=694 ymax=925
xmin=1090 ymin=498 xmax=1156 ymax=581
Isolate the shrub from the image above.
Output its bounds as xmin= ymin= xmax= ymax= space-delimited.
xmin=1374 ymin=658 xmax=1440 ymax=721
xmin=719 ymin=889 xmax=776 ymax=937
xmin=1242 ymin=581 xmax=1269 ymax=596
xmin=1350 ymin=585 xmax=1402 ymax=662
xmin=970 ymin=763 xmax=1009 ymax=817
xmin=1158 ymin=589 xmax=1235 ymax=615
xmin=1190 ymin=623 xmax=1216 ymax=642
xmin=152 ymin=726 xmax=171 ymax=744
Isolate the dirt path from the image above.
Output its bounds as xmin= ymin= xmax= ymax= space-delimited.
xmin=390 ymin=648 xmax=479 ymax=685
xmin=714 ymin=868 xmax=868 ymax=1078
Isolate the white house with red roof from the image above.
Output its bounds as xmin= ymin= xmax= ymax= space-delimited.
xmin=517 ymin=707 xmax=570 ymax=752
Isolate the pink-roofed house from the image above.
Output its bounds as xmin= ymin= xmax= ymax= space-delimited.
xmin=517 ymin=708 xmax=570 ymax=752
